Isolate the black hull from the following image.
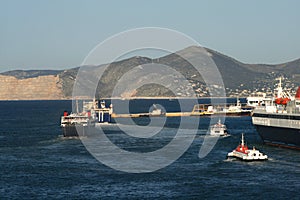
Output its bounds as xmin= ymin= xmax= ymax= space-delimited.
xmin=61 ymin=125 xmax=95 ymax=137
xmin=255 ymin=125 xmax=300 ymax=149
xmin=200 ymin=112 xmax=251 ymax=117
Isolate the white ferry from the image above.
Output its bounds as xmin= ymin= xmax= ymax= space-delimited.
xmin=252 ymin=77 xmax=300 ymax=149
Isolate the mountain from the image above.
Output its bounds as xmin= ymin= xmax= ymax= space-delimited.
xmin=1 ymin=46 xmax=299 ymax=100
xmin=1 ymin=69 xmax=63 ymax=79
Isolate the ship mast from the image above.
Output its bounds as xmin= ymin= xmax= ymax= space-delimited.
xmin=275 ymin=77 xmax=283 ymax=98
xmin=73 ymin=98 xmax=80 ymax=113
xmin=274 ymin=76 xmax=293 ymax=101
xmin=241 ymin=133 xmax=245 ymax=146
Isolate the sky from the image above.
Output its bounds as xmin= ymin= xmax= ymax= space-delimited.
xmin=0 ymin=0 xmax=300 ymax=72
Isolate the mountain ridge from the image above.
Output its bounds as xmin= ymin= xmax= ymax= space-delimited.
xmin=1 ymin=46 xmax=299 ymax=99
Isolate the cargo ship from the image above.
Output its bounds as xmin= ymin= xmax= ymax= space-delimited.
xmin=60 ymin=99 xmax=113 ymax=137
xmin=252 ymin=77 xmax=300 ymax=149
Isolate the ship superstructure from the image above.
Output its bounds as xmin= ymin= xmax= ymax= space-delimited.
xmin=252 ymin=77 xmax=300 ymax=149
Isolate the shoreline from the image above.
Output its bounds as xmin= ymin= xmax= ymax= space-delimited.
xmin=0 ymin=96 xmax=248 ymax=101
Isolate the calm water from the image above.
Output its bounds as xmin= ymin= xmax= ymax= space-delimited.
xmin=0 ymin=100 xmax=299 ymax=199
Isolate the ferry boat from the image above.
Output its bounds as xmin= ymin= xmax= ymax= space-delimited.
xmin=252 ymin=77 xmax=300 ymax=149
xmin=208 ymin=119 xmax=228 ymax=136
xmin=60 ymin=112 xmax=95 ymax=137
xmin=60 ymin=99 xmax=113 ymax=137
xmin=227 ymin=133 xmax=268 ymax=161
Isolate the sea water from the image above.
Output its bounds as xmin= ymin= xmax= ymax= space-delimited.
xmin=0 ymin=100 xmax=299 ymax=199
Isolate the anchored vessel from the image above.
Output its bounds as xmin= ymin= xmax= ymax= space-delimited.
xmin=192 ymin=98 xmax=252 ymax=116
xmin=252 ymin=77 xmax=300 ymax=149
xmin=60 ymin=99 xmax=113 ymax=137
xmin=227 ymin=133 xmax=268 ymax=161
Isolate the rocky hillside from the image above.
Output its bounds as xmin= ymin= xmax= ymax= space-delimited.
xmin=1 ymin=46 xmax=300 ymax=100
xmin=0 ymin=74 xmax=64 ymax=100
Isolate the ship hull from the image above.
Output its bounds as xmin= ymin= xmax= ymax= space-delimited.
xmin=61 ymin=125 xmax=95 ymax=137
xmin=207 ymin=111 xmax=251 ymax=116
xmin=254 ymin=125 xmax=300 ymax=149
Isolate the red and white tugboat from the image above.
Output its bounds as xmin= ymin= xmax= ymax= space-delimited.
xmin=227 ymin=133 xmax=268 ymax=161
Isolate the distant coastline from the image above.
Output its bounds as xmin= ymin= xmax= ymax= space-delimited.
xmin=1 ymin=46 xmax=299 ymax=100
xmin=0 ymin=96 xmax=248 ymax=101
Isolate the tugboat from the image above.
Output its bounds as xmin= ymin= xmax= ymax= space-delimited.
xmin=227 ymin=133 xmax=268 ymax=161
xmin=208 ymin=119 xmax=228 ymax=136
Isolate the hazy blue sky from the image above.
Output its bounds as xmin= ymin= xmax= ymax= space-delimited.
xmin=1 ymin=0 xmax=300 ymax=72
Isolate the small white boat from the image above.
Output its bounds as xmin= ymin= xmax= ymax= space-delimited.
xmin=227 ymin=133 xmax=268 ymax=161
xmin=208 ymin=119 xmax=228 ymax=136
xmin=149 ymin=104 xmax=164 ymax=116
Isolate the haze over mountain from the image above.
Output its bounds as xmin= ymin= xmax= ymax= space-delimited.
xmin=1 ymin=46 xmax=299 ymax=100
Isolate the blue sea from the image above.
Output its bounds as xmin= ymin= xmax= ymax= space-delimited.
xmin=0 ymin=100 xmax=299 ymax=199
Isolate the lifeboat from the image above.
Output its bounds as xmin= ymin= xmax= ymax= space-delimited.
xmin=274 ymin=97 xmax=290 ymax=105
xmin=295 ymin=86 xmax=300 ymax=99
